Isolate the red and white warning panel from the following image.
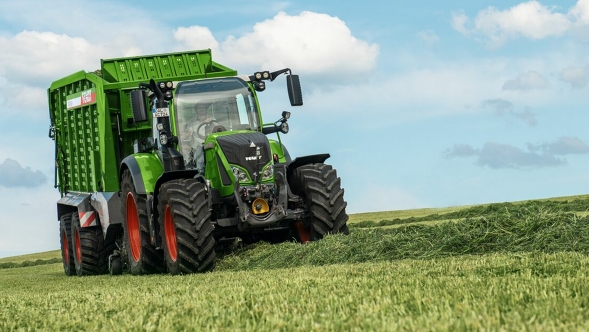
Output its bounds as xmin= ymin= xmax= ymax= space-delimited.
xmin=79 ymin=211 xmax=97 ymax=227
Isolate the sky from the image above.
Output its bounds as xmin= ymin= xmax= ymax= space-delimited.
xmin=0 ymin=0 xmax=588 ymax=258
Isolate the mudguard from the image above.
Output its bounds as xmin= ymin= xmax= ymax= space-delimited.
xmin=120 ymin=153 xmax=164 ymax=195
xmin=269 ymin=139 xmax=292 ymax=163
xmin=284 ymin=153 xmax=330 ymax=180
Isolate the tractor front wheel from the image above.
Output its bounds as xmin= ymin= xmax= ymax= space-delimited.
xmin=121 ymin=169 xmax=164 ymax=275
xmin=290 ymin=163 xmax=349 ymax=243
xmin=157 ymin=179 xmax=216 ymax=274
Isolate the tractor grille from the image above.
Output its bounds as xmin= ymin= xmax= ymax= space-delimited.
xmin=217 ymin=132 xmax=271 ymax=180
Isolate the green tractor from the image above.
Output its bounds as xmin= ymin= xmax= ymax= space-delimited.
xmin=48 ymin=49 xmax=349 ymax=275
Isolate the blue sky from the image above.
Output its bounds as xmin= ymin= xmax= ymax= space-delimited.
xmin=0 ymin=0 xmax=588 ymax=257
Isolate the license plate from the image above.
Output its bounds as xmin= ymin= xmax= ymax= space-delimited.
xmin=154 ymin=108 xmax=170 ymax=117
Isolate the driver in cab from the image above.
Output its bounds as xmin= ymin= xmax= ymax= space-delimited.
xmin=180 ymin=102 xmax=213 ymax=172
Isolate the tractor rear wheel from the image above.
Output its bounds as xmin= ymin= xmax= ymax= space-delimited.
xmin=59 ymin=213 xmax=75 ymax=276
xmin=71 ymin=213 xmax=109 ymax=276
xmin=290 ymin=163 xmax=349 ymax=243
xmin=157 ymin=179 xmax=216 ymax=274
xmin=121 ymin=169 xmax=164 ymax=275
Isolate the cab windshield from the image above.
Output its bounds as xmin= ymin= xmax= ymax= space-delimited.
xmin=174 ymin=77 xmax=259 ymax=138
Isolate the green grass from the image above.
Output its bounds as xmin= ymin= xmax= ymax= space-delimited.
xmin=0 ymin=250 xmax=60 ymax=264
xmin=1 ymin=253 xmax=588 ymax=331
xmin=2 ymin=195 xmax=589 ymax=330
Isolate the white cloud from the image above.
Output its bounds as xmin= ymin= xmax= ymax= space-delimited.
xmin=173 ymin=26 xmax=219 ymax=51
xmin=0 ymin=30 xmax=132 ymax=86
xmin=452 ymin=11 xmax=471 ymax=36
xmin=304 ymin=60 xmax=509 ymax=122
xmin=446 ymin=137 xmax=589 ymax=169
xmin=475 ymin=1 xmax=571 ymax=39
xmin=558 ymin=65 xmax=589 ymax=88
xmin=0 ymin=0 xmax=164 ymax=52
xmin=417 ymin=30 xmax=440 ymax=45
xmin=173 ymin=11 xmax=380 ymax=76
xmin=480 ymin=98 xmax=514 ymax=114
xmin=502 ymin=70 xmax=550 ymax=91
xmin=453 ymin=0 xmax=589 ymax=47
xmin=528 ymin=136 xmax=589 ymax=154
xmin=0 ymin=77 xmax=47 ymax=119
xmin=571 ymin=0 xmax=589 ymax=24
xmin=0 ymin=158 xmax=47 ymax=188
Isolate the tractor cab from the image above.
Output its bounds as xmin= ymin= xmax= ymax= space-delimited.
xmin=173 ymin=77 xmax=261 ymax=170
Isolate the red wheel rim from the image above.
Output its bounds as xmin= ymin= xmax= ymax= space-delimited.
xmin=62 ymin=229 xmax=69 ymax=265
xmin=295 ymin=221 xmax=311 ymax=244
xmin=126 ymin=192 xmax=141 ymax=262
xmin=74 ymin=227 xmax=82 ymax=265
xmin=164 ymin=205 xmax=178 ymax=262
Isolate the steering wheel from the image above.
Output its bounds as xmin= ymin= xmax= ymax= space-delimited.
xmin=196 ymin=119 xmax=223 ymax=139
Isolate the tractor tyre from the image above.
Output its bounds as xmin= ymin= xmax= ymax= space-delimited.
xmin=71 ymin=213 xmax=109 ymax=276
xmin=157 ymin=179 xmax=216 ymax=274
xmin=121 ymin=169 xmax=164 ymax=275
xmin=290 ymin=163 xmax=349 ymax=243
xmin=59 ymin=213 xmax=75 ymax=276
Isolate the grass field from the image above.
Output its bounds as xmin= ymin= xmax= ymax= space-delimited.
xmin=1 ymin=195 xmax=589 ymax=330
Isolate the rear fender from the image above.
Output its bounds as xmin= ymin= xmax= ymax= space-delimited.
xmin=120 ymin=153 xmax=164 ymax=195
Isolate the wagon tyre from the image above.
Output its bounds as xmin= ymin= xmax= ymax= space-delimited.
xmin=121 ymin=169 xmax=164 ymax=275
xmin=158 ymin=179 xmax=216 ymax=274
xmin=71 ymin=213 xmax=109 ymax=276
xmin=290 ymin=163 xmax=349 ymax=243
xmin=59 ymin=213 xmax=75 ymax=276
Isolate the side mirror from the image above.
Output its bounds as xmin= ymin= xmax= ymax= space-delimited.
xmin=130 ymin=89 xmax=148 ymax=123
xmin=286 ymin=75 xmax=303 ymax=106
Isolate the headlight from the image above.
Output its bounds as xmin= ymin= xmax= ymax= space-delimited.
xmin=231 ymin=166 xmax=250 ymax=183
xmin=262 ymin=164 xmax=274 ymax=180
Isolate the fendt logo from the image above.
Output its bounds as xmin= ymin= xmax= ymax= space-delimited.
xmin=245 ymin=156 xmax=263 ymax=161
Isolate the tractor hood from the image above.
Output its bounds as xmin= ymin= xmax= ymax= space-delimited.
xmin=216 ymin=132 xmax=272 ymax=181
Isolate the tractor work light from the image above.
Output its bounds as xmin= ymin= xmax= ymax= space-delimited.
xmin=254 ymin=72 xmax=262 ymax=80
xmin=282 ymin=111 xmax=291 ymax=120
xmin=159 ymin=133 xmax=168 ymax=146
xmin=164 ymin=90 xmax=173 ymax=100
xmin=158 ymin=82 xmax=166 ymax=90
xmin=156 ymin=123 xmax=164 ymax=131
xmin=166 ymin=81 xmax=173 ymax=89
xmin=262 ymin=71 xmax=270 ymax=79
xmin=253 ymin=81 xmax=266 ymax=92
xmin=280 ymin=122 xmax=289 ymax=134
